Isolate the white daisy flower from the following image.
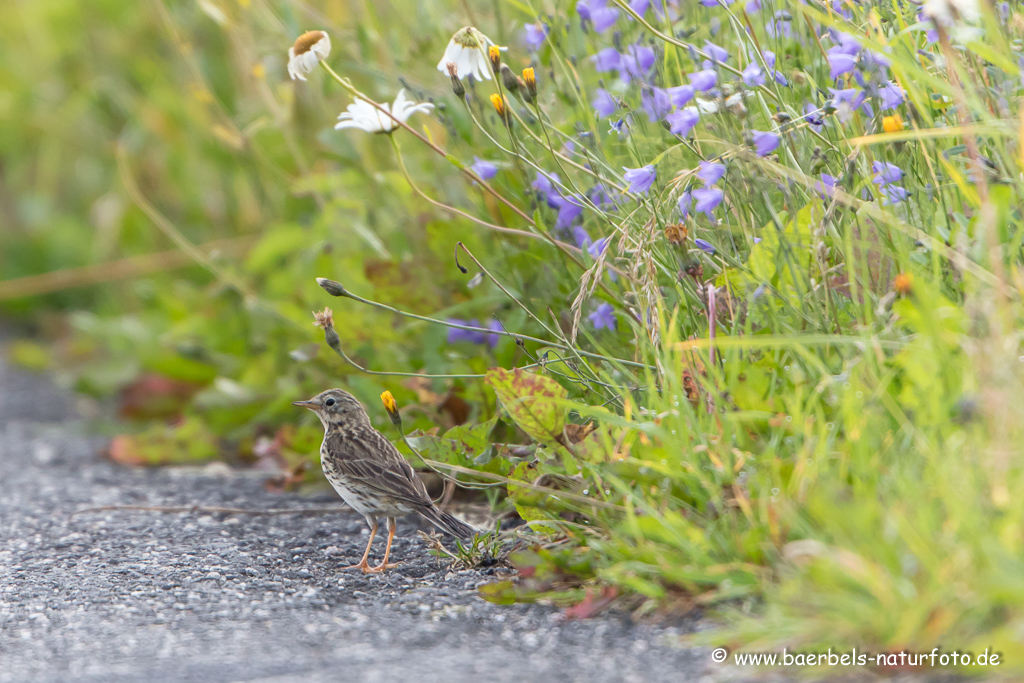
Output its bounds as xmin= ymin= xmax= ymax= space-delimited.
xmin=436 ymin=27 xmax=498 ymax=81
xmin=287 ymin=30 xmax=331 ymax=81
xmin=334 ymin=90 xmax=434 ymax=134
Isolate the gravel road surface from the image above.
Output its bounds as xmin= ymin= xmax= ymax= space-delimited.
xmin=0 ymin=340 xmax=724 ymax=683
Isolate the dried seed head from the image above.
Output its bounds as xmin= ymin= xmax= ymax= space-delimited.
xmin=664 ymin=223 xmax=688 ymax=245
xmin=447 ymin=62 xmax=466 ymax=98
xmin=312 ymin=307 xmax=334 ymax=329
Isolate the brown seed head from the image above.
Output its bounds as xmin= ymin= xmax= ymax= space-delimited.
xmin=447 ymin=62 xmax=465 ymax=98
xmin=312 ymin=307 xmax=334 ymax=329
xmin=664 ymin=223 xmax=688 ymax=245
xmin=293 ymin=30 xmax=327 ymax=56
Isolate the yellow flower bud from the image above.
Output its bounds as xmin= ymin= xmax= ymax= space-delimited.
xmin=490 ymin=93 xmax=507 ymax=118
xmin=882 ymin=114 xmax=904 ymax=134
xmin=521 ymin=67 xmax=536 ymax=98
xmin=380 ymin=390 xmax=397 ymax=414
xmin=488 ymin=45 xmax=501 ymax=72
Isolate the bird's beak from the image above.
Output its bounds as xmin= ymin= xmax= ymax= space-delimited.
xmin=292 ymin=400 xmax=317 ymax=409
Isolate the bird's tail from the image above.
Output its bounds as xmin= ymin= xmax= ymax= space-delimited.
xmin=417 ymin=504 xmax=477 ymax=539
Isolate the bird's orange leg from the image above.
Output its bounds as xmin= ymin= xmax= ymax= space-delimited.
xmin=341 ymin=518 xmax=377 ymax=571
xmin=366 ymin=518 xmax=401 ymax=573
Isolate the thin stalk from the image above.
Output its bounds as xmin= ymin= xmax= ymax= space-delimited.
xmin=319 ymin=61 xmax=536 ymax=227
xmin=318 ymin=277 xmax=655 ymax=370
xmin=387 ymin=135 xmax=590 ymax=259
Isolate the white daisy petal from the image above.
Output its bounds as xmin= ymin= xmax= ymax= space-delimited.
xmin=334 ymin=90 xmax=433 ymax=135
xmin=437 ymin=38 xmax=461 ymax=74
xmin=287 ymin=30 xmax=331 ymax=81
xmin=436 ymin=27 xmax=496 ymax=81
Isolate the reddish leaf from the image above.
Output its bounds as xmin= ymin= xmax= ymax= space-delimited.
xmin=563 ymin=586 xmax=619 ymax=619
xmin=485 ymin=367 xmax=567 ymax=444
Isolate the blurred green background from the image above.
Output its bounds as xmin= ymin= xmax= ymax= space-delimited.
xmin=0 ymin=0 xmax=555 ymax=464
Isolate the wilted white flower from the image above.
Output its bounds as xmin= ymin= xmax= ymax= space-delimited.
xmin=922 ymin=0 xmax=979 ymax=25
xmin=724 ymin=92 xmax=747 ymax=116
xmin=695 ymin=98 xmax=720 ymax=115
xmin=334 ymin=89 xmax=434 ymax=134
xmin=287 ymin=30 xmax=331 ymax=81
xmin=436 ymin=27 xmax=499 ymax=81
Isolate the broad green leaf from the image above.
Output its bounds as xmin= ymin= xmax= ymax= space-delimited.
xmin=405 ymin=418 xmax=504 ymax=472
xmin=485 ymin=368 xmax=567 ymax=444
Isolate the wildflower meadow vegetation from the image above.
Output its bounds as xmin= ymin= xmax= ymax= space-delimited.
xmin=4 ymin=0 xmax=1024 ymax=672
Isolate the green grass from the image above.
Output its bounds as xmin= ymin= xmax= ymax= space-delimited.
xmin=3 ymin=0 xmax=1024 ymax=675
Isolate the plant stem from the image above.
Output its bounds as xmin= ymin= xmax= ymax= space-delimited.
xmin=319 ymin=277 xmax=656 ymax=370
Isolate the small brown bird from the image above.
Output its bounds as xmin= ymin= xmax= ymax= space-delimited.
xmin=294 ymin=388 xmax=476 ymax=573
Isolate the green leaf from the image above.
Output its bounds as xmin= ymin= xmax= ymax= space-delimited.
xmin=485 ymin=368 xmax=567 ymax=444
xmin=405 ymin=417 xmax=504 ymax=472
xmin=144 ymin=353 xmax=218 ymax=385
xmin=477 ymin=580 xmax=519 ymax=605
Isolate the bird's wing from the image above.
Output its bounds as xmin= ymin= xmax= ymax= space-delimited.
xmin=324 ymin=427 xmax=432 ymax=507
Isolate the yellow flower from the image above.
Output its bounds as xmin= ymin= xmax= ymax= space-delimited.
xmin=522 ymin=67 xmax=536 ymax=97
xmin=882 ymin=114 xmax=904 ymax=134
xmin=380 ymin=390 xmax=401 ymax=425
xmin=893 ymin=272 xmax=913 ymax=296
xmin=490 ymin=93 xmax=507 ymax=118
xmin=488 ymin=44 xmax=501 ymax=72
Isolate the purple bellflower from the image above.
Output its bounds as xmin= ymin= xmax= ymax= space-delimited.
xmin=623 ymin=165 xmax=657 ymax=194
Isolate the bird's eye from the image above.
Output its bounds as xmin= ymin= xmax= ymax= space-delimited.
xmin=325 ymin=398 xmax=336 ymax=407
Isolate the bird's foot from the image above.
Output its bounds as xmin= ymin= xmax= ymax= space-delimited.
xmin=363 ymin=561 xmax=401 ymax=574
xmin=341 ymin=560 xmax=371 ymax=571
